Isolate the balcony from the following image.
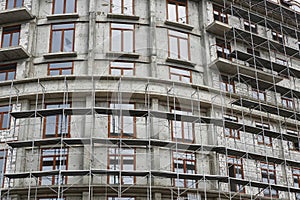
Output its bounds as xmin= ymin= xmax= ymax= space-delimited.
xmin=0 ymin=46 xmax=30 ymax=62
xmin=209 ymin=57 xmax=283 ymax=84
xmin=206 ymin=21 xmax=232 ymax=36
xmin=0 ymin=7 xmax=34 ymax=25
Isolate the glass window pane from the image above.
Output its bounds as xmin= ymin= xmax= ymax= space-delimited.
xmin=168 ymin=3 xmax=176 ymax=21
xmin=0 ymin=73 xmax=6 ymax=81
xmin=124 ymin=0 xmax=133 ymax=15
xmin=123 ymin=69 xmax=133 ymax=76
xmin=11 ymin=32 xmax=20 ymax=46
xmin=2 ymin=34 xmax=10 ymax=48
xmin=169 ymin=36 xmax=178 ymax=58
xmin=111 ymin=69 xmax=121 ymax=76
xmin=66 ymin=0 xmax=76 ymax=13
xmin=2 ymin=113 xmax=10 ymax=129
xmin=50 ymin=70 xmax=60 ymax=76
xmin=51 ymin=31 xmax=62 ymax=52
xmin=123 ymin=31 xmax=133 ymax=52
xmin=178 ymin=5 xmax=186 ymax=23
xmin=7 ymin=0 xmax=14 ymax=9
xmin=112 ymin=0 xmax=122 ymax=14
xmin=16 ymin=0 xmax=23 ymax=8
xmin=63 ymin=30 xmax=74 ymax=52
xmin=111 ymin=30 xmax=121 ymax=51
xmin=7 ymin=71 xmax=15 ymax=80
xmin=179 ymin=39 xmax=188 ymax=60
xmin=54 ymin=0 xmax=64 ymax=14
xmin=45 ymin=116 xmax=56 ymax=136
xmin=61 ymin=69 xmax=72 ymax=75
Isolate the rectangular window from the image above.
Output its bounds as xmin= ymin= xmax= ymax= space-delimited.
xmin=50 ymin=23 xmax=75 ymax=53
xmin=224 ymin=115 xmax=240 ymax=139
xmin=287 ymin=129 xmax=300 ymax=151
xmin=111 ymin=23 xmax=134 ymax=53
xmin=108 ymin=148 xmax=135 ymax=184
xmin=252 ymin=89 xmax=266 ymax=101
xmin=169 ymin=67 xmax=191 ymax=83
xmin=167 ymin=0 xmax=187 ymax=24
xmin=227 ymin=157 xmax=244 ymax=192
xmin=110 ymin=0 xmax=133 ymax=15
xmin=171 ymin=109 xmax=194 ymax=143
xmin=220 ymin=76 xmax=235 ymax=93
xmin=0 ymin=106 xmax=11 ymax=130
xmin=109 ymin=103 xmax=135 ymax=138
xmin=1 ymin=25 xmax=20 ymax=48
xmin=216 ymin=39 xmax=231 ymax=60
xmin=272 ymin=30 xmax=284 ymax=43
xmin=213 ymin=4 xmax=228 ymax=23
xmin=293 ymin=168 xmax=300 ymax=200
xmin=52 ymin=0 xmax=76 ymax=14
xmin=282 ymin=97 xmax=294 ymax=109
xmin=6 ymin=0 xmax=23 ymax=9
xmin=256 ymin=122 xmax=272 ymax=146
xmin=0 ymin=150 xmax=6 ymax=187
xmin=168 ymin=30 xmax=189 ymax=60
xmin=40 ymin=148 xmax=68 ymax=185
xmin=44 ymin=104 xmax=70 ymax=138
xmin=244 ymin=21 xmax=257 ymax=33
xmin=0 ymin=64 xmax=16 ymax=81
xmin=173 ymin=151 xmax=196 ymax=188
xmin=260 ymin=162 xmax=277 ymax=197
xmin=110 ymin=62 xmax=134 ymax=76
xmin=48 ymin=62 xmax=73 ymax=76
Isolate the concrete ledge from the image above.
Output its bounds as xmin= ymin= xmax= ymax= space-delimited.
xmin=0 ymin=7 xmax=34 ymax=25
xmin=206 ymin=21 xmax=232 ymax=36
xmin=0 ymin=46 xmax=30 ymax=62
xmin=43 ymin=52 xmax=77 ymax=59
xmin=166 ymin=57 xmax=196 ymax=67
xmin=165 ymin=20 xmax=194 ymax=31
xmin=46 ymin=13 xmax=79 ymax=20
xmin=107 ymin=13 xmax=140 ymax=20
xmin=106 ymin=51 xmax=140 ymax=59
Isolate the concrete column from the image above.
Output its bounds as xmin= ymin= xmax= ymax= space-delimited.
xmin=149 ymin=0 xmax=157 ymax=78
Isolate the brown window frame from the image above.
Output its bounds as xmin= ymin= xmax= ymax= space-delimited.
xmin=287 ymin=129 xmax=300 ymax=151
xmin=1 ymin=25 xmax=21 ymax=48
xmin=224 ymin=115 xmax=240 ymax=139
xmin=50 ymin=23 xmax=75 ymax=53
xmin=0 ymin=64 xmax=16 ymax=81
xmin=108 ymin=148 xmax=136 ymax=185
xmin=281 ymin=96 xmax=294 ymax=109
xmin=52 ymin=0 xmax=77 ymax=14
xmin=168 ymin=30 xmax=190 ymax=60
xmin=260 ymin=162 xmax=278 ymax=198
xmin=256 ymin=122 xmax=272 ymax=146
xmin=166 ymin=0 xmax=188 ymax=24
xmin=0 ymin=105 xmax=11 ymax=130
xmin=220 ymin=76 xmax=235 ymax=93
xmin=0 ymin=150 xmax=7 ymax=188
xmin=40 ymin=148 xmax=68 ymax=186
xmin=170 ymin=108 xmax=195 ymax=143
xmin=293 ymin=168 xmax=300 ymax=200
xmin=43 ymin=103 xmax=71 ymax=138
xmin=227 ymin=156 xmax=245 ymax=193
xmin=213 ymin=4 xmax=228 ymax=23
xmin=110 ymin=0 xmax=134 ymax=15
xmin=272 ymin=30 xmax=284 ymax=43
xmin=48 ymin=62 xmax=74 ymax=76
xmin=173 ymin=151 xmax=196 ymax=188
xmin=110 ymin=23 xmax=135 ymax=53
xmin=5 ymin=0 xmax=23 ymax=9
xmin=252 ymin=88 xmax=266 ymax=101
xmin=108 ymin=103 xmax=136 ymax=138
xmin=109 ymin=61 xmax=135 ymax=76
xmin=169 ymin=66 xmax=192 ymax=83
xmin=244 ymin=20 xmax=258 ymax=33
xmin=216 ymin=39 xmax=231 ymax=60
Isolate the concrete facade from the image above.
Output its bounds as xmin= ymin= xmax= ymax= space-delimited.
xmin=0 ymin=0 xmax=300 ymax=199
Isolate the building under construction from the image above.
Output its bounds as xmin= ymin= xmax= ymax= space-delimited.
xmin=0 ymin=0 xmax=300 ymax=199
